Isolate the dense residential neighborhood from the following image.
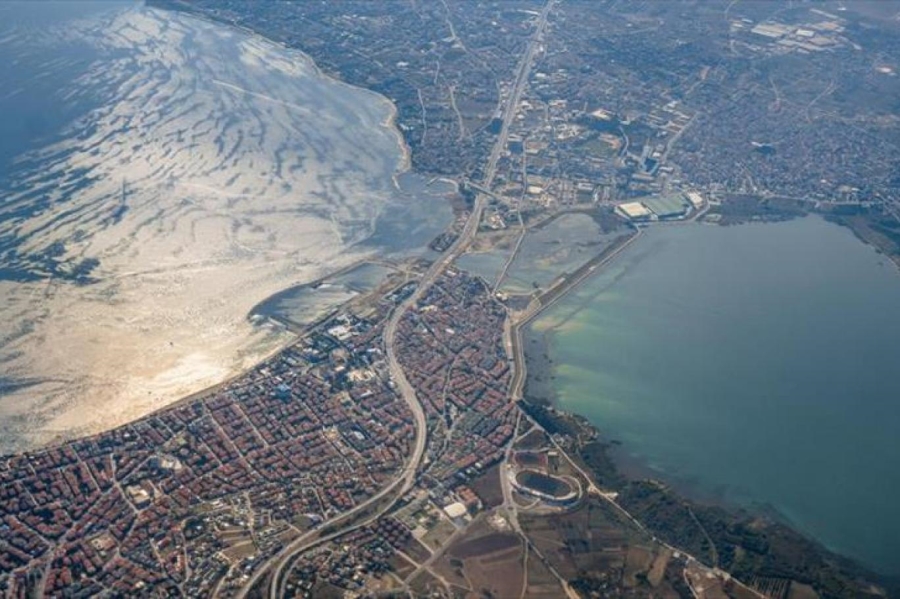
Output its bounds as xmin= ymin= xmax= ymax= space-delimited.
xmin=0 ymin=298 xmax=414 ymax=595
xmin=2 ymin=0 xmax=899 ymax=597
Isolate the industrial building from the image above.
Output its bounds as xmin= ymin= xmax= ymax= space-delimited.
xmin=685 ymin=191 xmax=705 ymax=210
xmin=615 ymin=201 xmax=654 ymax=221
xmin=642 ymin=194 xmax=690 ymax=219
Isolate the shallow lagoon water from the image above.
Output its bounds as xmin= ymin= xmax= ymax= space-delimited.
xmin=527 ymin=216 xmax=900 ymax=575
xmin=500 ymin=212 xmax=618 ymax=294
xmin=252 ymin=262 xmax=395 ymax=327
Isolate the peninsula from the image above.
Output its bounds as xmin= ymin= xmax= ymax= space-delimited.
xmin=2 ymin=1 xmax=899 ymax=598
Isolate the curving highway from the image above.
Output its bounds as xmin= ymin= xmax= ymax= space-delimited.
xmin=241 ymin=3 xmax=555 ymax=597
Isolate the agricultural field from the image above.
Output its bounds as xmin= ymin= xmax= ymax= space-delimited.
xmin=519 ymin=497 xmax=690 ymax=597
xmin=468 ymin=463 xmax=505 ymax=509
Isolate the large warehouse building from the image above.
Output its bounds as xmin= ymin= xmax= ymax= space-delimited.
xmin=616 ymin=192 xmax=696 ymax=222
xmin=615 ymin=201 xmax=654 ymax=221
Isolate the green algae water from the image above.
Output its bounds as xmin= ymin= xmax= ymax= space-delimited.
xmin=526 ymin=216 xmax=900 ymax=575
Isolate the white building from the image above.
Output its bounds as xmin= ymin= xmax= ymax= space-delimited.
xmin=615 ymin=201 xmax=653 ymax=221
xmin=685 ymin=191 xmax=705 ymax=209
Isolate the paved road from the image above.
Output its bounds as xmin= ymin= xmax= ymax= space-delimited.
xmin=382 ymin=0 xmax=555 ymax=502
xmin=482 ymin=1 xmax=553 ymax=188
xmin=244 ymin=4 xmax=556 ymax=598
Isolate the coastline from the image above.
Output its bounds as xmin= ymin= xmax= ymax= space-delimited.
xmin=4 ymin=3 xmax=897 ymax=597
xmin=522 ymin=324 xmax=790 ymax=518
xmin=178 ymin=5 xmax=415 ymax=184
xmin=517 ymin=336 xmax=894 ymax=591
xmin=0 ymin=3 xmax=444 ymax=456
xmin=512 ymin=217 xmax=900 ymax=585
xmin=510 ymin=229 xmax=743 ymax=508
xmin=703 ymin=194 xmax=900 ymax=274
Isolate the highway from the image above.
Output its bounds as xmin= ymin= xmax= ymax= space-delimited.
xmin=483 ymin=0 xmax=553 ymax=188
xmin=239 ymin=5 xmax=757 ymax=596
xmin=379 ymin=0 xmax=554 ymax=505
xmin=378 ymin=0 xmax=554 ymax=505
xmin=379 ymin=0 xmax=555 ymax=496
xmin=241 ymin=3 xmax=556 ymax=597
